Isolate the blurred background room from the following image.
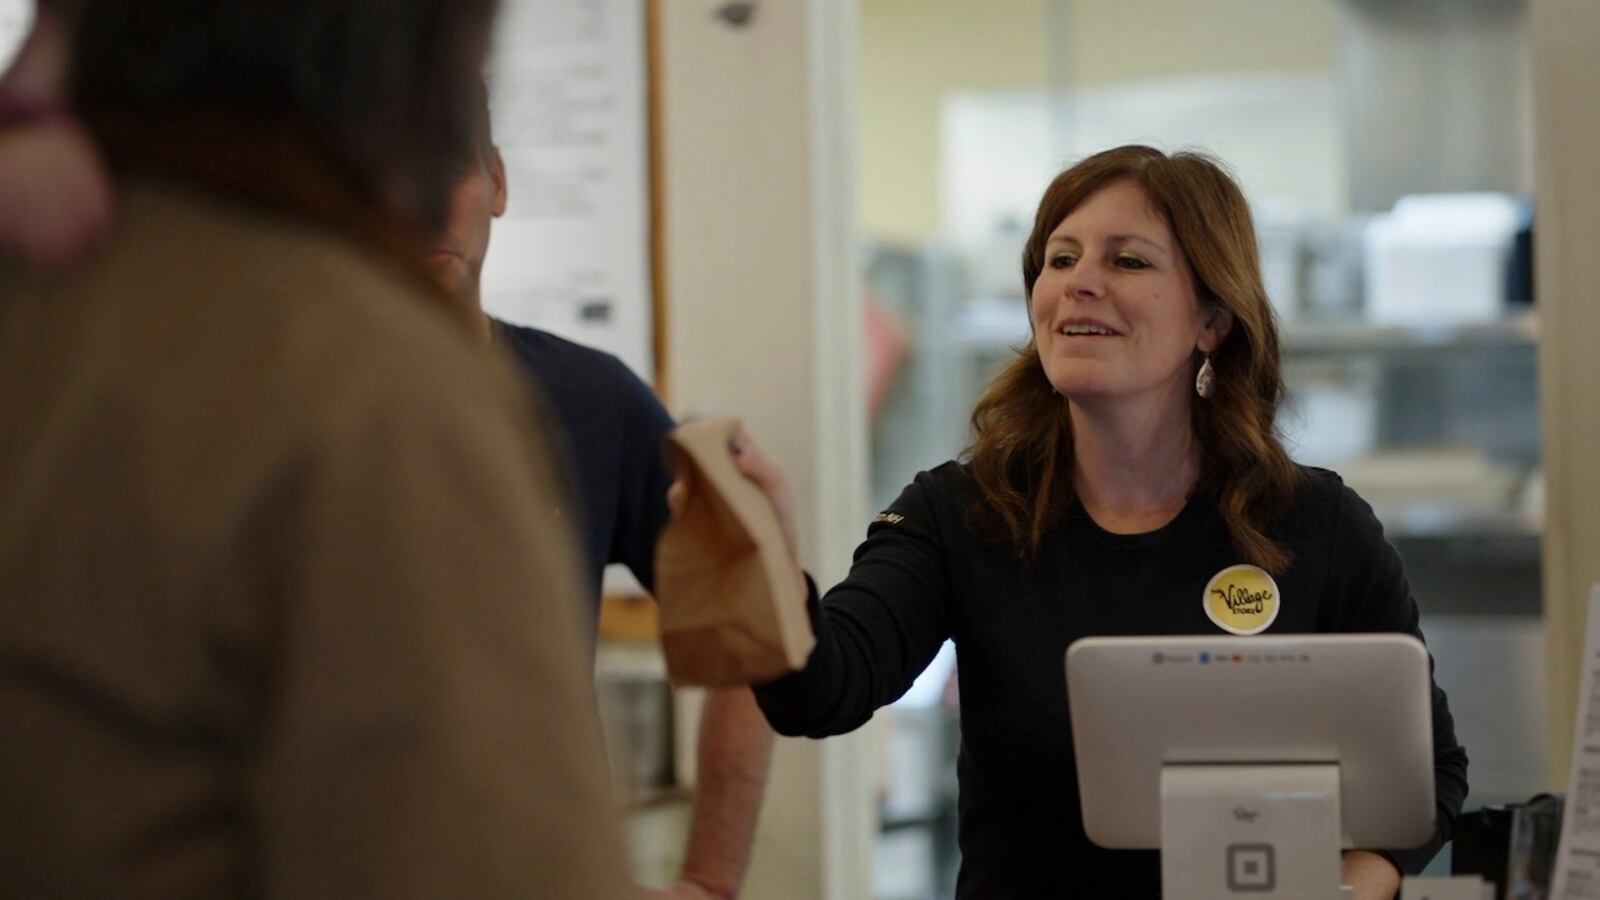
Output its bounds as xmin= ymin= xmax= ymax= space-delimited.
xmin=8 ymin=1 xmax=1592 ymax=898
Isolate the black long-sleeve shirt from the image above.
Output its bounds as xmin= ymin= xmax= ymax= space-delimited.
xmin=755 ymin=462 xmax=1469 ymax=899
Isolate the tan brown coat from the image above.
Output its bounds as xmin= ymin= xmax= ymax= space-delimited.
xmin=0 ymin=181 xmax=631 ymax=899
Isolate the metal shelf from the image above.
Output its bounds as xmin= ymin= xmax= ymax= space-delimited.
xmin=1280 ymin=312 xmax=1538 ymax=355
xmin=1372 ymin=503 xmax=1541 ymax=540
xmin=951 ymin=297 xmax=1030 ymax=350
xmin=950 ymin=299 xmax=1539 ymax=356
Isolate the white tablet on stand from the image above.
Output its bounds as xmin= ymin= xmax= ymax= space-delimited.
xmin=1067 ymin=634 xmax=1437 ymax=900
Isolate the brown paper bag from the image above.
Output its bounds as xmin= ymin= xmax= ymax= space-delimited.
xmin=653 ymin=417 xmax=815 ymax=686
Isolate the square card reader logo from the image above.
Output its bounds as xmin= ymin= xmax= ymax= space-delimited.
xmin=1226 ymin=843 xmax=1275 ymax=892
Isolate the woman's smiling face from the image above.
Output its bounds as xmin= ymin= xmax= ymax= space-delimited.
xmin=1030 ymin=178 xmax=1229 ymax=404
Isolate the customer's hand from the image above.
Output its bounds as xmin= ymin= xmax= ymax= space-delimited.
xmin=0 ymin=118 xmax=114 ymax=271
xmin=0 ymin=9 xmax=114 ymax=272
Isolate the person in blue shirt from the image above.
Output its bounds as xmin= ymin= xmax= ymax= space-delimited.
xmin=425 ymin=82 xmax=773 ymax=900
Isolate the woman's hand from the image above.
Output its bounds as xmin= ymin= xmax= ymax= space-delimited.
xmin=1341 ymin=849 xmax=1401 ymax=900
xmin=723 ymin=428 xmax=799 ymax=562
xmin=666 ymin=425 xmax=803 ymax=578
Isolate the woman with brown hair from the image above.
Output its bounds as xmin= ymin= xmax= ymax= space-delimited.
xmin=725 ymin=145 xmax=1468 ymax=898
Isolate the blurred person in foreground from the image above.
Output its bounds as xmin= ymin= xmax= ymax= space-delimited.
xmin=692 ymin=145 xmax=1469 ymax=899
xmin=0 ymin=1 xmax=631 ymax=897
xmin=429 ymin=85 xmax=774 ymax=900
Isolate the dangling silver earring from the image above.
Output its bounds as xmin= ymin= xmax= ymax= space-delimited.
xmin=1195 ymin=354 xmax=1216 ymax=399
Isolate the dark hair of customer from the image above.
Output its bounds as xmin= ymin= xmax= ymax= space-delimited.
xmin=69 ymin=0 xmax=498 ymax=324
xmin=466 ymin=77 xmax=497 ymax=167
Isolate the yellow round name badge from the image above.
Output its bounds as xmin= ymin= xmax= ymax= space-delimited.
xmin=1203 ymin=564 xmax=1281 ymax=636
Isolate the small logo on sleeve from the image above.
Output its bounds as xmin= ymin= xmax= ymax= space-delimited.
xmin=1203 ymin=564 xmax=1281 ymax=636
xmin=872 ymin=511 xmax=905 ymax=526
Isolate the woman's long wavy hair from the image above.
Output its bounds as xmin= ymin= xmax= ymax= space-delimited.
xmin=963 ymin=145 xmax=1300 ymax=573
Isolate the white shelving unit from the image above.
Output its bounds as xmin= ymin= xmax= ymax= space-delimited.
xmin=951 ymin=298 xmax=1539 ymax=356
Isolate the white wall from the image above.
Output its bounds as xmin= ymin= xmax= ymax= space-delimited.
xmin=1532 ymin=0 xmax=1600 ymax=789
xmin=858 ymin=0 xmax=1338 ymax=244
xmin=858 ymin=0 xmax=1049 ymax=245
xmin=1054 ymin=0 xmax=1336 ymax=87
xmin=657 ymin=2 xmax=872 ymax=897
